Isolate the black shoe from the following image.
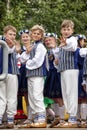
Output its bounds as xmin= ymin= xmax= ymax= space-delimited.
xmin=49 ymin=117 xmax=60 ymax=128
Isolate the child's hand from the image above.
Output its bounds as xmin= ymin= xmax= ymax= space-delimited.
xmin=15 ymin=40 xmax=21 ymax=53
xmin=58 ymin=36 xmax=66 ymax=47
xmin=22 ymin=60 xmax=27 ymax=64
xmin=50 ymin=43 xmax=56 ymax=48
xmin=54 ymin=59 xmax=58 ymax=65
xmin=48 ymin=54 xmax=54 ymax=60
xmin=26 ymin=45 xmax=34 ymax=54
xmin=6 ymin=38 xmax=15 ymax=48
xmin=82 ymin=84 xmax=86 ymax=92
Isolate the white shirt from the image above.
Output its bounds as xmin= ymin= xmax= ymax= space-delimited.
xmin=20 ymin=43 xmax=47 ymax=70
xmin=62 ymin=36 xmax=77 ymax=51
xmin=52 ymin=47 xmax=60 ymax=69
xmin=52 ymin=47 xmax=60 ymax=59
xmin=79 ymin=48 xmax=87 ymax=57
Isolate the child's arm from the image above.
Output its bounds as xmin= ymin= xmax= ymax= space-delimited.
xmin=25 ymin=44 xmax=34 ymax=54
xmin=58 ymin=36 xmax=67 ymax=48
xmin=59 ymin=36 xmax=77 ymax=51
xmin=20 ymin=44 xmax=33 ymax=64
xmin=6 ymin=39 xmax=21 ymax=54
xmin=20 ymin=51 xmax=30 ymax=64
xmin=82 ymin=79 xmax=87 ymax=93
xmin=26 ymin=43 xmax=47 ymax=70
xmin=5 ymin=38 xmax=15 ymax=48
xmin=79 ymin=48 xmax=87 ymax=57
xmin=14 ymin=40 xmax=21 ymax=54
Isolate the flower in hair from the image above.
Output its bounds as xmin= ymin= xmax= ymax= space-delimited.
xmin=44 ymin=33 xmax=57 ymax=39
xmin=18 ymin=29 xmax=29 ymax=36
xmin=76 ymin=34 xmax=86 ymax=40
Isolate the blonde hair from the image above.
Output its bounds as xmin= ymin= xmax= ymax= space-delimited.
xmin=30 ymin=24 xmax=45 ymax=40
xmin=61 ymin=20 xmax=74 ymax=29
xmin=3 ymin=25 xmax=17 ymax=34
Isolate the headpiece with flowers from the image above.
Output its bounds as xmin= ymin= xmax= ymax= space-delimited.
xmin=44 ymin=33 xmax=58 ymax=39
xmin=76 ymin=34 xmax=86 ymax=40
xmin=0 ymin=35 xmax=6 ymax=41
xmin=18 ymin=29 xmax=29 ymax=36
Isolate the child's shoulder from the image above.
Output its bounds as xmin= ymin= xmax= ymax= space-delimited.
xmin=68 ymin=35 xmax=76 ymax=39
xmin=67 ymin=35 xmax=77 ymax=42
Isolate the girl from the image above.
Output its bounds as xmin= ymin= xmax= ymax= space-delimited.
xmin=78 ymin=35 xmax=87 ymax=127
xmin=44 ymin=33 xmax=64 ymax=128
xmin=15 ymin=29 xmax=30 ymax=121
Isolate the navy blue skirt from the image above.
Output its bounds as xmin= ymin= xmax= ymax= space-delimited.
xmin=18 ymin=65 xmax=28 ymax=95
xmin=44 ymin=69 xmax=62 ymax=98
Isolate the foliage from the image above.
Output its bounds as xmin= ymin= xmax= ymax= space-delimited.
xmin=0 ymin=0 xmax=87 ymax=37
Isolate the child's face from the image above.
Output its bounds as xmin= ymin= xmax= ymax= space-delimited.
xmin=4 ymin=29 xmax=16 ymax=48
xmin=44 ymin=37 xmax=56 ymax=48
xmin=4 ymin=29 xmax=16 ymax=41
xmin=21 ymin=33 xmax=30 ymax=45
xmin=61 ymin=27 xmax=73 ymax=38
xmin=31 ymin=30 xmax=42 ymax=42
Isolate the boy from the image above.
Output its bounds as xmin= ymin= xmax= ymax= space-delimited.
xmin=20 ymin=25 xmax=47 ymax=128
xmin=55 ymin=20 xmax=79 ymax=127
xmin=0 ymin=25 xmax=19 ymax=128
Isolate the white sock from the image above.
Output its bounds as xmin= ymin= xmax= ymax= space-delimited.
xmin=81 ymin=103 xmax=87 ymax=120
xmin=28 ymin=105 xmax=32 ymax=120
xmin=58 ymin=105 xmax=65 ymax=119
xmin=51 ymin=103 xmax=59 ymax=117
xmin=86 ymin=104 xmax=87 ymax=119
xmin=7 ymin=117 xmax=14 ymax=124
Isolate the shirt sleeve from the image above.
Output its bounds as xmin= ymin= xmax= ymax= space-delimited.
xmin=26 ymin=44 xmax=47 ymax=70
xmin=20 ymin=51 xmax=30 ymax=63
xmin=79 ymin=48 xmax=87 ymax=57
xmin=62 ymin=36 xmax=77 ymax=51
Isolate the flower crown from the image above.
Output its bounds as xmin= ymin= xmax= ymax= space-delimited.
xmin=76 ymin=34 xmax=86 ymax=40
xmin=18 ymin=29 xmax=29 ymax=36
xmin=44 ymin=33 xmax=57 ymax=39
xmin=0 ymin=35 xmax=6 ymax=41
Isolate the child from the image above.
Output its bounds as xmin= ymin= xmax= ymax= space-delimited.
xmin=74 ymin=35 xmax=87 ymax=126
xmin=15 ymin=29 xmax=30 ymax=121
xmin=44 ymin=33 xmax=62 ymax=99
xmin=17 ymin=29 xmax=35 ymax=128
xmin=44 ymin=33 xmax=65 ymax=127
xmin=78 ymin=37 xmax=87 ymax=127
xmin=20 ymin=25 xmax=47 ymax=128
xmin=0 ymin=25 xmax=20 ymax=128
xmin=55 ymin=20 xmax=79 ymax=128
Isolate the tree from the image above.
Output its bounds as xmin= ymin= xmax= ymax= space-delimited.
xmin=0 ymin=0 xmax=87 ymax=36
xmin=25 ymin=0 xmax=87 ymax=36
xmin=0 ymin=0 xmax=28 ymax=34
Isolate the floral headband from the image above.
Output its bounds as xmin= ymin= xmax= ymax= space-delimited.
xmin=18 ymin=29 xmax=29 ymax=36
xmin=44 ymin=33 xmax=58 ymax=39
xmin=0 ymin=35 xmax=6 ymax=41
xmin=76 ymin=34 xmax=86 ymax=40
